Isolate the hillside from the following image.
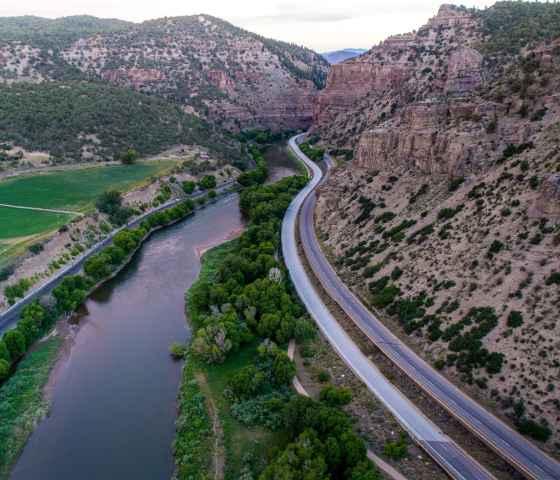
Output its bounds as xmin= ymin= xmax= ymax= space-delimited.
xmin=0 ymin=14 xmax=329 ymax=132
xmin=321 ymin=48 xmax=367 ymax=64
xmin=311 ymin=2 xmax=560 ymax=451
xmin=0 ymin=81 xmax=241 ymax=165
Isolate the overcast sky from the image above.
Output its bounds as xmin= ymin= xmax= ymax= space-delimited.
xmin=1 ymin=0 xmax=498 ymax=51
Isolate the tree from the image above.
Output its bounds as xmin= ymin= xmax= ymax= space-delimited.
xmin=3 ymin=330 xmax=26 ymax=361
xmin=53 ymin=275 xmax=90 ymax=314
xmin=0 ymin=339 xmax=11 ymax=363
xmin=84 ymin=253 xmax=113 ymax=281
xmin=0 ymin=359 xmax=10 ymax=381
xmin=259 ymin=430 xmax=329 ymax=480
xmin=120 ymin=148 xmax=138 ymax=164
xmin=198 ymin=175 xmax=217 ymax=190
xmin=96 ymin=190 xmax=123 ymax=215
xmin=182 ymin=180 xmax=196 ymax=195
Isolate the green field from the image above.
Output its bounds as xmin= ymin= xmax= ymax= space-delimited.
xmin=0 ymin=207 xmax=74 ymax=240
xmin=0 ymin=162 xmax=171 ymax=211
xmin=0 ymin=162 xmax=174 ymax=266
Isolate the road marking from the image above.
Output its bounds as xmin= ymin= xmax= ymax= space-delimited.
xmin=0 ymin=203 xmax=83 ymax=216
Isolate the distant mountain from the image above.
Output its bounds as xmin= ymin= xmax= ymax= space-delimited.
xmin=0 ymin=14 xmax=329 ymax=133
xmin=321 ymin=48 xmax=367 ymax=64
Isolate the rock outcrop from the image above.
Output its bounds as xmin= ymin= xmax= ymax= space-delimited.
xmin=312 ymin=5 xmax=560 ymax=176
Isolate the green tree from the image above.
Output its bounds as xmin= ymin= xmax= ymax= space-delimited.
xmin=3 ymin=330 xmax=26 ymax=360
xmin=84 ymin=253 xmax=113 ymax=281
xmin=0 ymin=359 xmax=10 ymax=381
xmin=0 ymin=339 xmax=11 ymax=363
xmin=198 ymin=175 xmax=217 ymax=190
xmin=120 ymin=148 xmax=138 ymax=164
xmin=182 ymin=180 xmax=196 ymax=194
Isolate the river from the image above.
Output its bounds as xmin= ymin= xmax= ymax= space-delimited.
xmin=10 ymin=144 xmax=297 ymax=480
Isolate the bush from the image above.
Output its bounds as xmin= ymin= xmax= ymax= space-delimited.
xmin=169 ymin=342 xmax=187 ymax=359
xmin=516 ymin=418 xmax=552 ymax=442
xmin=487 ymin=240 xmax=504 ymax=258
xmin=545 ymin=272 xmax=560 ymax=285
xmin=448 ymin=177 xmax=465 ymax=192
xmin=319 ymin=385 xmax=352 ymax=407
xmin=371 ymin=284 xmax=401 ymax=308
xmin=182 ymin=180 xmax=196 ymax=194
xmin=3 ymin=330 xmax=26 ymax=361
xmin=0 ymin=359 xmax=9 ymax=380
xmin=507 ymin=311 xmax=523 ymax=328
xmin=383 ymin=434 xmax=408 ymax=460
xmin=28 ymin=243 xmax=44 ymax=255
xmin=198 ymin=175 xmax=216 ymax=190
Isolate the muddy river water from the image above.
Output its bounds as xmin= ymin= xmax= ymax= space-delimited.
xmin=10 ymin=145 xmax=297 ymax=480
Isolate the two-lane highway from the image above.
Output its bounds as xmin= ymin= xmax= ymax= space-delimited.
xmin=282 ymin=135 xmax=495 ymax=480
xmin=284 ymin=134 xmax=560 ymax=480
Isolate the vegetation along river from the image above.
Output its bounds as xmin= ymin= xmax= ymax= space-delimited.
xmin=10 ymin=144 xmax=298 ymax=480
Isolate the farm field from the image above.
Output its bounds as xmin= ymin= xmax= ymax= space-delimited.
xmin=0 ymin=161 xmax=175 ymax=266
xmin=0 ymin=207 xmax=74 ymax=240
xmin=0 ymin=162 xmax=173 ymax=212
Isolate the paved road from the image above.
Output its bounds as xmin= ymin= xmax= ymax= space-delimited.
xmin=0 ymin=182 xmax=236 ymax=335
xmin=282 ymin=135 xmax=494 ymax=480
xmin=284 ymin=134 xmax=560 ymax=480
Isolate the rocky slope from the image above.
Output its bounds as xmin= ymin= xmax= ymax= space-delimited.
xmin=312 ymin=2 xmax=560 ymax=452
xmin=0 ymin=15 xmax=329 ymax=132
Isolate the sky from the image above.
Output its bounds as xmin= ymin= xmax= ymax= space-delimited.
xmin=0 ymin=0 xmax=498 ymax=52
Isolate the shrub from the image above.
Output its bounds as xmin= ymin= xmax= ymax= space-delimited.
xmin=0 ymin=358 xmax=9 ymax=380
xmin=371 ymin=284 xmax=401 ymax=308
xmin=319 ymin=385 xmax=352 ymax=407
xmin=507 ymin=310 xmax=523 ymax=328
xmin=317 ymin=370 xmax=330 ymax=383
xmin=383 ymin=434 xmax=408 ymax=460
xmin=0 ymin=340 xmax=10 ymax=363
xmin=198 ymin=175 xmax=216 ymax=190
xmin=28 ymin=243 xmax=44 ymax=255
xmin=182 ymin=180 xmax=196 ymax=194
xmin=487 ymin=240 xmax=504 ymax=258
xmin=3 ymin=330 xmax=26 ymax=361
xmin=516 ymin=418 xmax=552 ymax=442
xmin=545 ymin=272 xmax=560 ymax=285
xmin=448 ymin=177 xmax=465 ymax=192
xmin=169 ymin=342 xmax=187 ymax=359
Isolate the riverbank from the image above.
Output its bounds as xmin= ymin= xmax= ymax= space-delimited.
xmin=174 ymin=175 xmax=382 ymax=480
xmin=0 ymin=193 xmax=238 ymax=479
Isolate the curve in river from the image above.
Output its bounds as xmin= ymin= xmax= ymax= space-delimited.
xmin=11 ymin=195 xmax=243 ymax=480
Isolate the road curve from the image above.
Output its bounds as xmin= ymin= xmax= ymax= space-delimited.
xmin=0 ymin=182 xmax=235 ymax=334
xmin=284 ymin=134 xmax=560 ymax=480
xmin=282 ymin=134 xmax=495 ymax=480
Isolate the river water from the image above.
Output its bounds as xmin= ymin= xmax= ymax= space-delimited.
xmin=11 ymin=145 xmax=297 ymax=480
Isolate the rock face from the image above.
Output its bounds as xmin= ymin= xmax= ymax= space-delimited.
xmin=312 ymin=5 xmax=560 ymax=176
xmin=0 ymin=15 xmax=329 ymax=132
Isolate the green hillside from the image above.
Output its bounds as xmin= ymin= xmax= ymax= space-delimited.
xmin=0 ymin=81 xmax=241 ymax=162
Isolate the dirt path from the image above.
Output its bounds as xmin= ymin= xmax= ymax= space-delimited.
xmin=0 ymin=203 xmax=83 ymax=216
xmin=195 ymin=372 xmax=225 ymax=480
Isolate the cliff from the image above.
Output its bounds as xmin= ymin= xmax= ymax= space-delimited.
xmin=312 ymin=4 xmax=560 ymax=176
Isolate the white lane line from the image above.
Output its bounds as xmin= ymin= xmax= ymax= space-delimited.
xmin=0 ymin=203 xmax=83 ymax=216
